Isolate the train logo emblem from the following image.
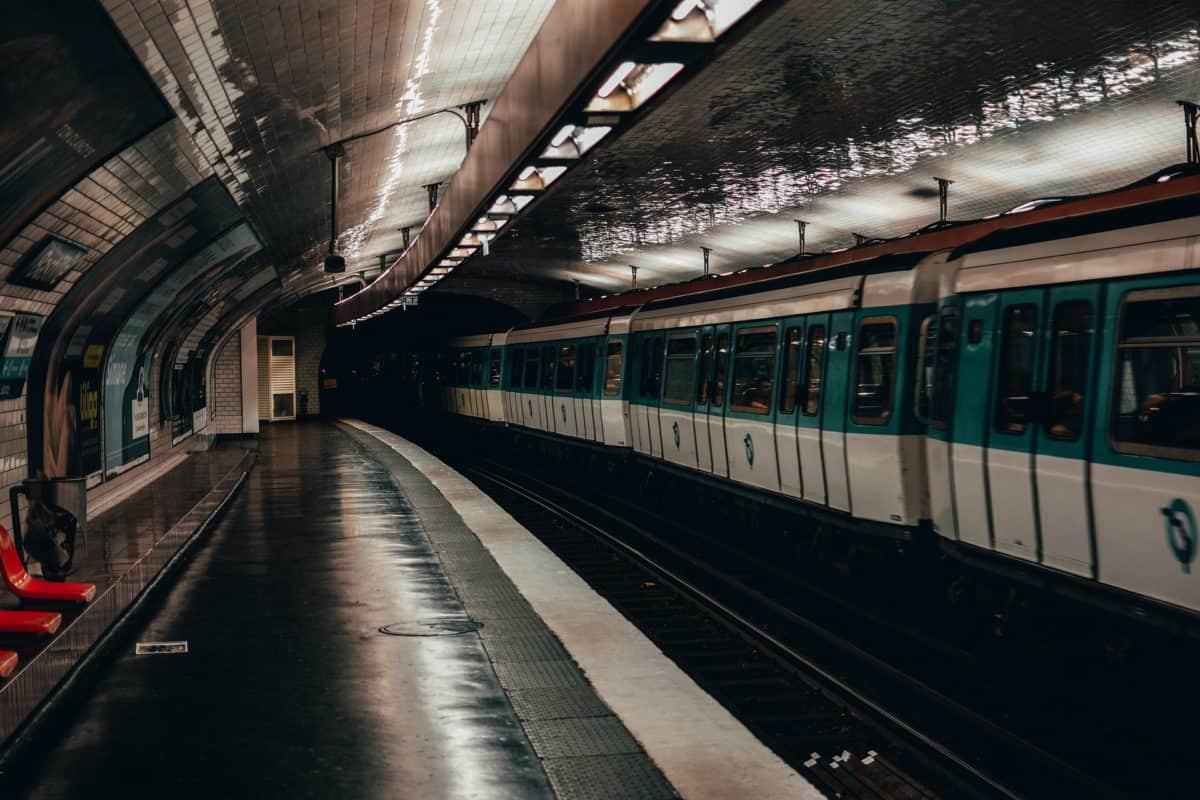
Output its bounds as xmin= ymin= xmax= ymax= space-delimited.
xmin=1163 ymin=498 xmax=1198 ymax=573
xmin=561 ymin=405 xmax=567 ymax=423
xmin=744 ymin=433 xmax=754 ymax=467
xmin=672 ymin=421 xmax=680 ymax=449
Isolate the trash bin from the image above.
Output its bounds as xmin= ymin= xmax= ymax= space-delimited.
xmin=10 ymin=477 xmax=87 ymax=578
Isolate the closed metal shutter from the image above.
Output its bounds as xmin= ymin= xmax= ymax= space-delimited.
xmin=257 ymin=336 xmax=270 ymax=421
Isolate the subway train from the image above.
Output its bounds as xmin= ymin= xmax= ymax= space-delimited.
xmin=440 ymin=168 xmax=1200 ymax=625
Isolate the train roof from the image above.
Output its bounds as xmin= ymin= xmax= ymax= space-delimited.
xmin=949 ymin=184 xmax=1200 ymax=261
xmin=636 ymin=251 xmax=930 ymax=314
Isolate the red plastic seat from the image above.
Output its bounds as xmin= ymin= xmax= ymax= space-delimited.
xmin=0 ymin=610 xmax=60 ymax=635
xmin=0 ymin=650 xmax=16 ymax=678
xmin=0 ymin=525 xmax=94 ymax=603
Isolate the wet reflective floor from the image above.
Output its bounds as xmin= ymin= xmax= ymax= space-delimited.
xmin=2 ymin=422 xmax=553 ymax=799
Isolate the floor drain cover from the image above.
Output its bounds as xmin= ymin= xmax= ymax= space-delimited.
xmin=379 ymin=619 xmax=482 ymax=637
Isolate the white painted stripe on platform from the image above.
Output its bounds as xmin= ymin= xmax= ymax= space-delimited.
xmin=343 ymin=419 xmax=823 ymax=800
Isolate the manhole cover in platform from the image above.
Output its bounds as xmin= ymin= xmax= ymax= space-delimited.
xmin=378 ymin=619 xmax=482 ymax=637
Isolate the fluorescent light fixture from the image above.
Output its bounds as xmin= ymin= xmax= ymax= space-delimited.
xmin=652 ymin=0 xmax=764 ymax=41
xmin=598 ymin=61 xmax=637 ymax=98
xmin=586 ymin=63 xmax=684 ymax=112
xmin=518 ymin=165 xmax=537 ymax=180
xmin=540 ymin=125 xmax=613 ymax=159
xmin=550 ymin=125 xmax=574 ymax=147
xmin=509 ymin=165 xmax=567 ymax=192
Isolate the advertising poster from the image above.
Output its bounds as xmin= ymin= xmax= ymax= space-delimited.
xmin=103 ymin=223 xmax=261 ymax=472
xmin=0 ymin=4 xmax=170 ymax=248
xmin=0 ymin=312 xmax=42 ymax=398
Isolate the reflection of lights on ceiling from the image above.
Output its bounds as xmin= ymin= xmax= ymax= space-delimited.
xmin=338 ymin=0 xmax=445 ymax=259
xmin=346 ymin=0 xmax=775 ymax=324
xmin=578 ymin=29 xmax=1200 ymax=265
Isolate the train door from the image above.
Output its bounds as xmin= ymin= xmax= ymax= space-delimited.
xmin=949 ymin=294 xmax=1000 ymax=549
xmin=599 ymin=337 xmax=627 ymax=446
xmin=774 ymin=320 xmax=805 ymax=499
xmin=723 ymin=322 xmax=781 ymax=492
xmin=708 ymin=325 xmax=732 ymax=477
xmin=1033 ymin=286 xmax=1101 ymax=576
xmin=573 ymin=340 xmax=595 ymax=441
xmin=629 ymin=333 xmax=649 ymax=453
xmin=693 ymin=329 xmax=716 ymax=473
xmin=640 ymin=334 xmax=666 ymax=458
xmin=503 ymin=346 xmax=519 ymax=425
xmin=525 ymin=348 xmax=545 ymax=431
xmin=796 ymin=316 xmax=829 ymax=505
xmin=554 ymin=343 xmax=579 ymax=438
xmin=820 ymin=311 xmax=855 ymax=512
xmin=986 ymin=291 xmax=1046 ymax=563
xmin=1091 ymin=277 xmax=1200 ymax=611
xmin=540 ymin=345 xmax=557 ymax=433
xmin=925 ymin=304 xmax=960 ymax=539
xmin=658 ymin=330 xmax=700 ymax=469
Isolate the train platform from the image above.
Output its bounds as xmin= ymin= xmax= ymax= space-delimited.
xmin=0 ymin=420 xmax=817 ymax=799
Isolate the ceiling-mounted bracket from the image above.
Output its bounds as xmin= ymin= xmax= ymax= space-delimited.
xmin=793 ymin=219 xmax=807 ymax=255
xmin=1179 ymin=100 xmax=1199 ymax=164
xmin=461 ymin=101 xmax=484 ymax=149
xmin=933 ymin=176 xmax=954 ymax=223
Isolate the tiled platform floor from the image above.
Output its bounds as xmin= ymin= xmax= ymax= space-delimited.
xmin=0 ymin=444 xmax=253 ymax=745
xmin=0 ymin=422 xmax=674 ymax=799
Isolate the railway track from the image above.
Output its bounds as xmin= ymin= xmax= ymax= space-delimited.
xmin=463 ymin=460 xmax=1109 ymax=800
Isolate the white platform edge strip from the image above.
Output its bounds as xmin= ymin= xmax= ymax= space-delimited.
xmin=343 ymin=419 xmax=822 ymax=800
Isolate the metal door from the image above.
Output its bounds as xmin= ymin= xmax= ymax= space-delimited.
xmin=985 ymin=290 xmax=1045 ymax=563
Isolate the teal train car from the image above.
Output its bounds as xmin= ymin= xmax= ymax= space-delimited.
xmin=443 ymin=168 xmax=1200 ymax=623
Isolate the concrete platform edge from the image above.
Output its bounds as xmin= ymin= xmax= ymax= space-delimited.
xmin=342 ymin=419 xmax=823 ymax=800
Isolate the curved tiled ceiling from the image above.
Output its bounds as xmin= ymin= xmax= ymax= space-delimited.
xmin=103 ymin=0 xmax=557 ymax=280
xmin=466 ymin=0 xmax=1200 ymax=292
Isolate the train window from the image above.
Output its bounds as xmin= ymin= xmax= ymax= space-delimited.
xmin=523 ymin=349 xmax=540 ymax=389
xmin=712 ymin=331 xmax=730 ymax=408
xmin=1044 ymin=301 xmax=1092 ymax=442
xmin=994 ymin=304 xmax=1039 ymax=434
xmin=801 ymin=325 xmax=826 ymax=416
xmin=540 ymin=346 xmax=555 ymax=391
xmin=640 ymin=336 xmax=664 ymax=400
xmin=470 ymin=350 xmax=485 ymax=386
xmin=507 ymin=347 xmax=523 ymax=388
xmin=555 ymin=345 xmax=576 ymax=392
xmin=929 ymin=310 xmax=958 ymax=429
xmin=853 ymin=318 xmax=898 ymax=425
xmin=1112 ymin=287 xmax=1200 ymax=460
xmin=913 ymin=315 xmax=934 ymax=422
xmin=968 ymin=319 xmax=984 ymax=344
xmin=576 ymin=343 xmax=595 ymax=394
xmin=604 ymin=341 xmax=623 ymax=396
xmin=780 ymin=326 xmax=803 ymax=414
xmin=663 ymin=335 xmax=698 ymax=406
xmin=696 ymin=334 xmax=714 ymax=404
xmin=489 ymin=349 xmax=502 ymax=387
xmin=730 ymin=327 xmax=778 ymax=415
